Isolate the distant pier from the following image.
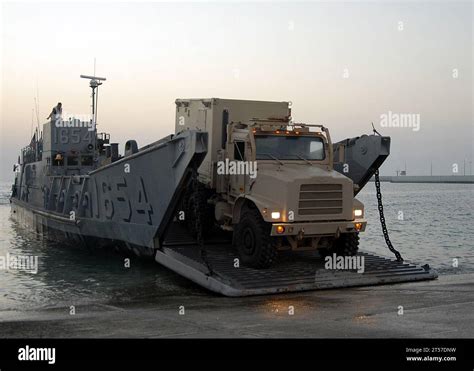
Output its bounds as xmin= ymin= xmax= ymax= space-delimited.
xmin=374 ymin=175 xmax=474 ymax=184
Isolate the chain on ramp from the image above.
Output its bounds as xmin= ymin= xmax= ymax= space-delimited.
xmin=374 ymin=169 xmax=404 ymax=262
xmin=191 ymin=166 xmax=214 ymax=276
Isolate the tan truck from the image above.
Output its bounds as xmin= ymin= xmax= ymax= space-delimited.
xmin=175 ymin=98 xmax=367 ymax=268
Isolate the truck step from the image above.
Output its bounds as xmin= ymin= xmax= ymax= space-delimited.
xmin=154 ymin=244 xmax=438 ymax=297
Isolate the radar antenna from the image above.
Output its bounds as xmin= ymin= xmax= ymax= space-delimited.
xmin=80 ymin=73 xmax=106 ymax=129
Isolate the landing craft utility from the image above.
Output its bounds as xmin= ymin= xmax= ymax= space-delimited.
xmin=10 ymin=75 xmax=208 ymax=259
xmin=10 ymin=75 xmax=437 ymax=296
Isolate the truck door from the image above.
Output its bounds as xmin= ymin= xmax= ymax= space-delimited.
xmin=231 ymin=140 xmax=246 ymax=194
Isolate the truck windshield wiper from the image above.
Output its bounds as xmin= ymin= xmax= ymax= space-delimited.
xmin=259 ymin=153 xmax=284 ymax=166
xmin=295 ymin=154 xmax=313 ymax=166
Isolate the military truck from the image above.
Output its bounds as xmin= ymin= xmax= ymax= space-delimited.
xmin=175 ymin=98 xmax=367 ymax=268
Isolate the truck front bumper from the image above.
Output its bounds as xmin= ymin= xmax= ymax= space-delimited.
xmin=270 ymin=219 xmax=366 ymax=237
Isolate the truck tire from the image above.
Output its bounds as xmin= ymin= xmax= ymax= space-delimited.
xmin=233 ymin=208 xmax=277 ymax=269
xmin=334 ymin=232 xmax=359 ymax=256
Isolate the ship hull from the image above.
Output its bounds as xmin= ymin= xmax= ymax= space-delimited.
xmin=10 ymin=130 xmax=208 ymax=258
xmin=11 ymin=198 xmax=155 ymax=257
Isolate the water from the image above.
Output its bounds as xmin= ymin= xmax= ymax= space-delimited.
xmin=0 ymin=180 xmax=472 ymax=312
xmin=357 ymin=182 xmax=474 ymax=274
xmin=0 ymin=182 xmax=205 ymax=312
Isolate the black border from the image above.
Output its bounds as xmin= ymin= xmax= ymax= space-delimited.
xmin=0 ymin=338 xmax=473 ymax=369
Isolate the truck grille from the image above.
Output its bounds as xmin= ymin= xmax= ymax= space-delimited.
xmin=298 ymin=184 xmax=343 ymax=216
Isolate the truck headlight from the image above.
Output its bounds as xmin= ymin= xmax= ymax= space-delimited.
xmin=354 ymin=209 xmax=363 ymax=217
xmin=271 ymin=211 xmax=281 ymax=220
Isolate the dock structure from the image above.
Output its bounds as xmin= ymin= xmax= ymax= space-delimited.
xmin=375 ymin=175 xmax=474 ymax=184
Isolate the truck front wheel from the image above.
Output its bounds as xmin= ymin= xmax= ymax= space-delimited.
xmin=233 ymin=208 xmax=277 ymax=269
xmin=334 ymin=232 xmax=359 ymax=256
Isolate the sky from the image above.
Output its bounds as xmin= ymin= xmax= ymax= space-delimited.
xmin=0 ymin=0 xmax=472 ymax=180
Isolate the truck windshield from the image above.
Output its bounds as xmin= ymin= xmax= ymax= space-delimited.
xmin=255 ymin=135 xmax=325 ymax=161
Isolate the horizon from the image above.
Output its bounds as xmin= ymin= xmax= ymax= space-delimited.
xmin=1 ymin=1 xmax=472 ymax=181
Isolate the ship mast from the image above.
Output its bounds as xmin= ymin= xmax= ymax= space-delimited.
xmin=80 ymin=74 xmax=106 ymax=156
xmin=80 ymin=74 xmax=106 ymax=129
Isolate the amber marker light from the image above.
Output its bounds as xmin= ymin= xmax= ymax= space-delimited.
xmin=355 ymin=223 xmax=363 ymax=231
xmin=276 ymin=225 xmax=285 ymax=234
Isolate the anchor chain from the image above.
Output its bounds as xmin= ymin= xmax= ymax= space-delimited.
xmin=374 ymin=169 xmax=404 ymax=262
xmin=191 ymin=167 xmax=214 ymax=276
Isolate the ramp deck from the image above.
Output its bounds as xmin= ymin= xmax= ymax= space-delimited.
xmin=156 ymin=223 xmax=438 ymax=297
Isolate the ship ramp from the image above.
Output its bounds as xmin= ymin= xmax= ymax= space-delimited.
xmin=155 ymin=223 xmax=438 ymax=297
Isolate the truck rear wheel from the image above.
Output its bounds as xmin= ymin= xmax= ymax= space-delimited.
xmin=233 ymin=208 xmax=277 ymax=269
xmin=334 ymin=232 xmax=359 ymax=256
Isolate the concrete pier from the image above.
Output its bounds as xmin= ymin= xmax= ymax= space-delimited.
xmin=376 ymin=175 xmax=474 ymax=184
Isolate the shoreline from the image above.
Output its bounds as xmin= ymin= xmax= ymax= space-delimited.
xmin=0 ymin=272 xmax=472 ymax=338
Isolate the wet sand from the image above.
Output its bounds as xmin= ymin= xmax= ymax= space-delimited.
xmin=0 ymin=273 xmax=472 ymax=338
